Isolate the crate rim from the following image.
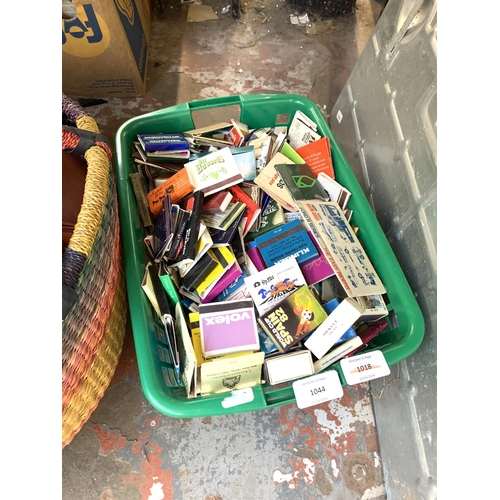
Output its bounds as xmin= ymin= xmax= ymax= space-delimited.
xmin=115 ymin=92 xmax=425 ymax=418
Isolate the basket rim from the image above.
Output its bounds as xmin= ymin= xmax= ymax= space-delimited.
xmin=62 ymin=93 xmax=112 ymax=315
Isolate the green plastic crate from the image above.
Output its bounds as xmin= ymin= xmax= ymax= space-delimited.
xmin=115 ymin=94 xmax=425 ymax=418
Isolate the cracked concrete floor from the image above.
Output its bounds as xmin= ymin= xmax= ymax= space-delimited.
xmin=63 ymin=331 xmax=386 ymax=500
xmin=62 ymin=0 xmax=388 ymax=498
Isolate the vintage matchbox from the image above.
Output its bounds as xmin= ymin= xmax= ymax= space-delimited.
xmin=296 ymin=200 xmax=386 ymax=298
xmin=322 ymin=298 xmax=357 ymax=346
xmin=353 ymin=294 xmax=389 ymax=322
xmin=275 ymin=163 xmax=329 ymax=203
xmin=200 ymin=351 xmax=264 ymax=396
xmin=313 ymin=336 xmax=363 ymax=374
xmin=199 ymin=299 xmax=260 ymax=358
xmin=137 ymin=133 xmax=190 ymax=153
xmin=263 ymin=350 xmax=314 ymax=385
xmin=344 ymin=319 xmax=388 ymax=358
xmin=304 ymin=297 xmax=367 ymax=359
xmin=298 ymin=231 xmax=336 ymax=286
xmin=254 ymin=218 xmax=318 ymax=267
xmin=287 ymin=110 xmax=322 ymax=150
xmin=185 ymin=147 xmax=244 ymax=196
xmin=317 ymin=173 xmax=351 ymax=209
xmin=174 ymin=303 xmax=198 ymax=398
xmin=244 ymin=258 xmax=306 ymax=315
xmin=257 ymin=286 xmax=327 ymax=353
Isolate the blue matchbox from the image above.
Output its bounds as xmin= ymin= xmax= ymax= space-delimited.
xmin=137 ymin=133 xmax=191 ymax=153
xmin=254 ymin=219 xmax=318 ymax=267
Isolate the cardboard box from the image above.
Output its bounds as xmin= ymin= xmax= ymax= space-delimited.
xmin=62 ymin=0 xmax=151 ymax=98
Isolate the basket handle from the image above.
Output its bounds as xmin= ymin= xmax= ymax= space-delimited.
xmin=62 ymin=125 xmax=112 ymax=159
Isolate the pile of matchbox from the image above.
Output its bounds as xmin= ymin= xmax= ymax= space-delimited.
xmin=130 ymin=111 xmax=390 ymax=398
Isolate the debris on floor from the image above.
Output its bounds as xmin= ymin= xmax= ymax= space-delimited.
xmin=187 ymin=3 xmax=219 ymax=22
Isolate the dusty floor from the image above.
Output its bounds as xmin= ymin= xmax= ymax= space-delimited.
xmin=83 ymin=0 xmax=384 ymax=148
xmin=62 ymin=0 xmax=388 ymax=498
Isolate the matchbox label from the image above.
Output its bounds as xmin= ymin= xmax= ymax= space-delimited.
xmin=202 ymin=311 xmax=252 ymax=326
xmin=199 ymin=300 xmax=259 ymax=356
xmin=269 ymin=172 xmax=285 ymax=189
xmin=255 ymin=219 xmax=318 ymax=267
xmin=245 ymin=258 xmax=306 ymax=315
xmin=256 ymin=277 xmax=298 ymax=302
xmin=296 ymin=201 xmax=386 ymax=297
xmin=258 ymin=285 xmax=328 ymax=353
xmin=262 ymin=308 xmax=293 ymax=350
xmin=195 ymin=155 xmax=228 ymax=179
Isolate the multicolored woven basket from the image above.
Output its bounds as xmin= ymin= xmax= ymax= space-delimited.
xmin=62 ymin=93 xmax=127 ymax=448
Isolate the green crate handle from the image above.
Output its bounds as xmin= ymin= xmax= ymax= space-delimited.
xmin=187 ymin=94 xmax=244 ymax=111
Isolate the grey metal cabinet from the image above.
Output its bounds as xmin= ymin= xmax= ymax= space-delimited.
xmin=330 ymin=0 xmax=437 ymax=498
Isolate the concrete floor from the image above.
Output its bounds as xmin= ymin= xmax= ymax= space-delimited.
xmin=62 ymin=0 xmax=387 ymax=498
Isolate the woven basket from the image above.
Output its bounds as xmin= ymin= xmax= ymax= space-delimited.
xmin=62 ymin=93 xmax=127 ymax=448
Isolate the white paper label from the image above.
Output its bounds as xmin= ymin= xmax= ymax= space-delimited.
xmin=292 ymin=370 xmax=343 ymax=409
xmin=221 ymin=388 xmax=254 ymax=409
xmin=340 ymin=350 xmax=390 ymax=385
